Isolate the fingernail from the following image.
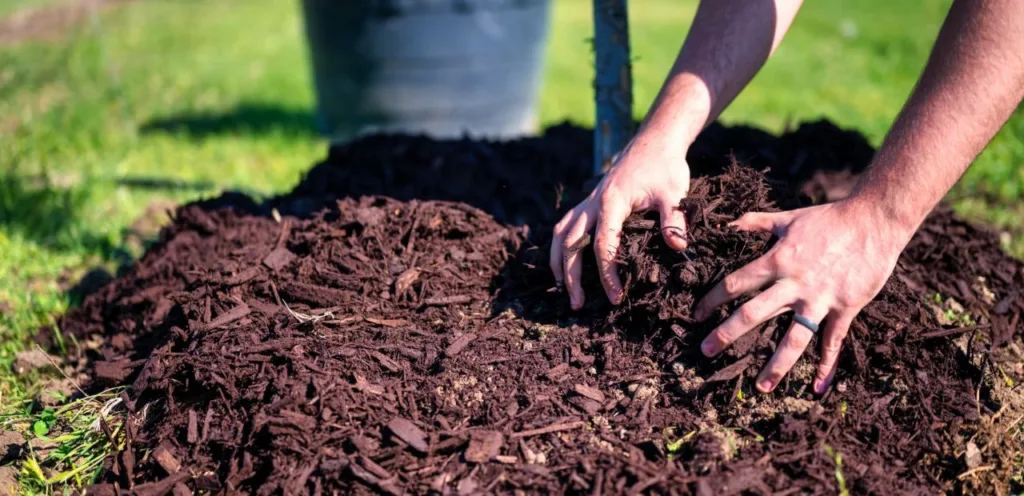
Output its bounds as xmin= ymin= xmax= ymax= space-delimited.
xmin=814 ymin=379 xmax=827 ymax=395
xmin=700 ymin=341 xmax=715 ymax=357
xmin=757 ymin=380 xmax=773 ymax=392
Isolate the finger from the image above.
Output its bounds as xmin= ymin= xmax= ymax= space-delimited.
xmin=693 ymin=255 xmax=777 ymax=321
xmin=549 ymin=209 xmax=580 ymax=288
xmin=594 ymin=198 xmax=630 ymax=305
xmin=814 ymin=311 xmax=855 ymax=395
xmin=755 ymin=303 xmax=829 ymax=393
xmin=701 ymin=281 xmax=798 ymax=357
xmin=658 ymin=198 xmax=689 ymax=251
xmin=561 ymin=210 xmax=594 ymax=310
xmin=729 ymin=211 xmax=792 ymax=235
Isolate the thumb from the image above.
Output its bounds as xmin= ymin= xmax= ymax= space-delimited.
xmin=730 ymin=211 xmax=792 ymax=234
xmin=659 ymin=199 xmax=689 ymax=251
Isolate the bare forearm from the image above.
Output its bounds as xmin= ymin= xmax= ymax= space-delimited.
xmin=638 ymin=0 xmax=804 ymax=148
xmin=852 ymin=0 xmax=1024 ymax=238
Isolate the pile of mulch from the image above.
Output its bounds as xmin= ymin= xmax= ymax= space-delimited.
xmin=60 ymin=121 xmax=1022 ymax=495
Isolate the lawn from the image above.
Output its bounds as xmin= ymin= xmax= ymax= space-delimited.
xmin=0 ymin=0 xmax=1021 ymax=491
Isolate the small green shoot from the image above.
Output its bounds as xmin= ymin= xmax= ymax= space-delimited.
xmin=928 ymin=293 xmax=977 ymax=326
xmin=943 ymin=307 xmax=976 ymax=326
xmin=663 ymin=428 xmax=697 ymax=458
xmin=997 ymin=365 xmax=1015 ymax=388
xmin=822 ymin=443 xmax=849 ymax=496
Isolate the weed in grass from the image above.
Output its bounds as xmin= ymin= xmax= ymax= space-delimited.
xmin=1 ymin=389 xmax=126 ymax=493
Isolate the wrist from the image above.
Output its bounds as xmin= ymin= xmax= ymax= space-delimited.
xmin=637 ymin=73 xmax=713 ymax=149
xmin=623 ymin=124 xmax=691 ymax=160
xmin=837 ymin=191 xmax=921 ymax=249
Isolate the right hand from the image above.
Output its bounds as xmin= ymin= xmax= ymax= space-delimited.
xmin=550 ymin=137 xmax=692 ymax=310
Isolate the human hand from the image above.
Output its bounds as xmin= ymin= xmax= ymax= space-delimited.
xmin=693 ymin=199 xmax=913 ymax=395
xmin=550 ymin=137 xmax=691 ymax=310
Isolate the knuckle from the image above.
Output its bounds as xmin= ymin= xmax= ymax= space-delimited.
xmin=821 ymin=336 xmax=845 ymax=358
xmin=783 ymin=329 xmax=811 ymax=350
xmin=817 ymin=353 xmax=836 ymax=371
xmin=737 ymin=304 xmax=760 ymax=326
xmin=597 ymin=189 xmax=619 ymax=206
xmin=554 ymin=215 xmax=573 ymax=233
xmin=722 ymin=274 xmax=743 ymax=295
xmin=707 ymin=332 xmax=728 ymax=349
xmin=771 ymin=244 xmax=799 ymax=267
xmin=601 ymin=269 xmax=619 ymax=289
xmin=597 ymin=243 xmax=618 ymax=264
xmin=823 ymin=335 xmax=844 ymax=352
xmin=737 ymin=212 xmax=758 ymax=225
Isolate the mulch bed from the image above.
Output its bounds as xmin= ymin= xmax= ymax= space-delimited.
xmin=61 ymin=121 xmax=1022 ymax=495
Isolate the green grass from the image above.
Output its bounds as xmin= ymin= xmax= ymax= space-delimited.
xmin=1 ymin=386 xmax=127 ymax=493
xmin=0 ymin=0 xmax=1021 ymax=492
xmin=0 ymin=0 xmax=54 ymax=16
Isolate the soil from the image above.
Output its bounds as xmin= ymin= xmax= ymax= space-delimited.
xmin=59 ymin=121 xmax=1022 ymax=494
xmin=0 ymin=431 xmax=25 ymax=463
xmin=0 ymin=465 xmax=18 ymax=495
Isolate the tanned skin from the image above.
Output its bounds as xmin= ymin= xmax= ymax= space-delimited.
xmin=551 ymin=0 xmax=1024 ymax=395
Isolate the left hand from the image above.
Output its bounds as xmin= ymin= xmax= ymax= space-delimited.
xmin=693 ymin=198 xmax=912 ymax=395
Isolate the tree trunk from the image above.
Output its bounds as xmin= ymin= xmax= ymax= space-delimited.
xmin=592 ymin=0 xmax=633 ymax=175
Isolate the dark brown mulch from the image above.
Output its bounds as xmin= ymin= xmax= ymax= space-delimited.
xmin=61 ymin=121 xmax=1023 ymax=495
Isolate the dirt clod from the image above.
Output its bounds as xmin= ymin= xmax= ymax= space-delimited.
xmin=0 ymin=466 xmax=18 ymax=495
xmin=34 ymin=378 xmax=76 ymax=408
xmin=12 ymin=348 xmax=57 ymax=376
xmin=27 ymin=437 xmax=56 ymax=458
xmin=0 ymin=432 xmax=24 ymax=463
